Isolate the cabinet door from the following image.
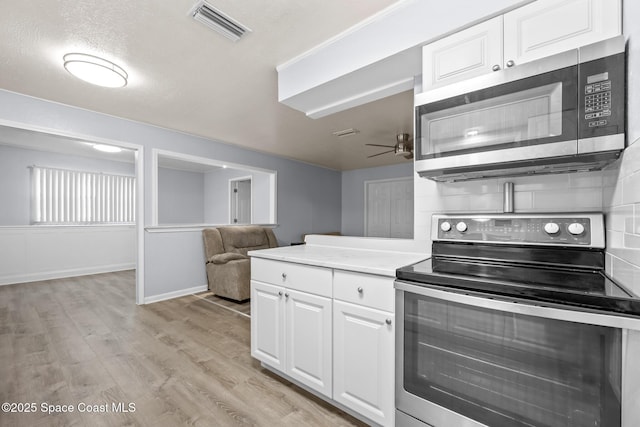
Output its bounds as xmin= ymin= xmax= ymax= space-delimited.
xmin=251 ymin=280 xmax=285 ymax=370
xmin=422 ymin=16 xmax=503 ymax=90
xmin=504 ymin=0 xmax=621 ymax=67
xmin=285 ymin=289 xmax=333 ymax=397
xmin=333 ymin=301 xmax=395 ymax=427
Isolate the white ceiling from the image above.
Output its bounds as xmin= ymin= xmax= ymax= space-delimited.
xmin=0 ymin=0 xmax=415 ymax=171
xmin=0 ymin=124 xmax=136 ymax=163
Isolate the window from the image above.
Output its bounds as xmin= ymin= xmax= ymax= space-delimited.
xmin=31 ymin=166 xmax=135 ymax=224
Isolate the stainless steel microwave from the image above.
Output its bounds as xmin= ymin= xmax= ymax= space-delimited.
xmin=414 ymin=36 xmax=626 ymax=182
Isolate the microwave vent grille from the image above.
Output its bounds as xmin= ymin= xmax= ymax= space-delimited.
xmin=421 ymin=152 xmax=621 ymax=182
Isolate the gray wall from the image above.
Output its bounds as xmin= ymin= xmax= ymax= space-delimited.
xmin=158 ymin=167 xmax=205 ymax=224
xmin=0 ymin=89 xmax=341 ymax=299
xmin=203 ymin=168 xmax=273 ymax=224
xmin=341 ymin=162 xmax=414 ymax=236
xmin=252 ymin=170 xmax=273 ymax=224
xmin=0 ymin=145 xmax=134 ymax=225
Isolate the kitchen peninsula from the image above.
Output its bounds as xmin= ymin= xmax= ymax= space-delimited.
xmin=248 ymin=235 xmax=427 ymax=427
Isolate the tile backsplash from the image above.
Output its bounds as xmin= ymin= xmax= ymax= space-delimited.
xmin=414 ymin=137 xmax=640 ymax=293
xmin=603 ymin=138 xmax=640 ymax=294
xmin=414 ymin=169 xmax=607 ymax=238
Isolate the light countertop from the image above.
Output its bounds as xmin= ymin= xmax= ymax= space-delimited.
xmin=249 ymin=235 xmax=429 ymax=277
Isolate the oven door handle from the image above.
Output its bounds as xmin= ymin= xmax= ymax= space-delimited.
xmin=395 ymin=280 xmax=640 ymax=331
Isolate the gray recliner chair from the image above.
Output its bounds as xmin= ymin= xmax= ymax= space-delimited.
xmin=202 ymin=226 xmax=278 ymax=301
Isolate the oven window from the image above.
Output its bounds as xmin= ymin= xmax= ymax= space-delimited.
xmin=404 ymin=293 xmax=621 ymax=427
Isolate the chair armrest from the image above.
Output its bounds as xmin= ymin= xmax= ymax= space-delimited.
xmin=207 ymin=252 xmax=249 ymax=265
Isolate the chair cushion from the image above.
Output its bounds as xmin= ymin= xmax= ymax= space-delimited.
xmin=219 ymin=226 xmax=273 ymax=255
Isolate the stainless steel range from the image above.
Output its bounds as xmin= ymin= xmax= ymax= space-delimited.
xmin=395 ymin=214 xmax=640 ymax=427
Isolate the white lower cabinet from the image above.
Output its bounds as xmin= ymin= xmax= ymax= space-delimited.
xmin=285 ymin=288 xmax=332 ymax=397
xmin=251 ymin=259 xmax=396 ymax=426
xmin=251 ymin=280 xmax=285 ymax=370
xmin=333 ymin=300 xmax=395 ymax=427
xmin=251 ymin=280 xmax=332 ymax=397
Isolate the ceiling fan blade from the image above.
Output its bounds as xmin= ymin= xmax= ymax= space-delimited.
xmin=367 ymin=149 xmax=395 ymax=158
xmin=365 ymin=144 xmax=395 ymax=148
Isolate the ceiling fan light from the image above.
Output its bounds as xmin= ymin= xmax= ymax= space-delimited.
xmin=396 ymin=133 xmax=411 ymax=143
xmin=63 ymin=53 xmax=128 ymax=88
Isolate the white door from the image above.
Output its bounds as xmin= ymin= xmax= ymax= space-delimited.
xmin=250 ymin=281 xmax=285 ymax=370
xmin=230 ymin=178 xmax=252 ymax=224
xmin=365 ymin=180 xmax=391 ymax=238
xmin=333 ymin=301 xmax=395 ymax=426
xmin=422 ymin=16 xmax=503 ymax=90
xmin=389 ymin=180 xmax=414 ymax=239
xmin=285 ymin=289 xmax=333 ymax=397
xmin=365 ymin=178 xmax=413 ymax=238
xmin=503 ymin=0 xmax=621 ymax=67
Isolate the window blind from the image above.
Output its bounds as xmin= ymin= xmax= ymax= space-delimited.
xmin=31 ymin=166 xmax=135 ymax=224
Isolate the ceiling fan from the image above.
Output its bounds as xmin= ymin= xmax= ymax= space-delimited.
xmin=366 ymin=133 xmax=413 ymax=159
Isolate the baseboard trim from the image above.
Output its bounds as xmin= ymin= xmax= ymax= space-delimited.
xmin=144 ymin=285 xmax=208 ymax=304
xmin=0 ymin=263 xmax=136 ymax=286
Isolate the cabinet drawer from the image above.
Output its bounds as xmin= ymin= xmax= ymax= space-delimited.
xmin=333 ymin=270 xmax=394 ymax=312
xmin=251 ymin=258 xmax=332 ymax=297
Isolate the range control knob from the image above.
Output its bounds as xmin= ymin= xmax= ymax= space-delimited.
xmin=456 ymin=222 xmax=468 ymax=232
xmin=567 ymin=223 xmax=585 ymax=235
xmin=440 ymin=221 xmax=452 ymax=232
xmin=544 ymin=222 xmax=560 ymax=235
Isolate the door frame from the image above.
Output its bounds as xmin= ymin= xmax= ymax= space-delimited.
xmin=229 ymin=175 xmax=253 ymax=224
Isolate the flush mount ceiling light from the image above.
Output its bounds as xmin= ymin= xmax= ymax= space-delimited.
xmin=93 ymin=144 xmax=122 ymax=153
xmin=63 ymin=53 xmax=128 ymax=88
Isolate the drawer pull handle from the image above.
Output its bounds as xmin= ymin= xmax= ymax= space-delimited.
xmin=282 ymin=273 xmax=287 ymax=281
xmin=278 ymin=291 xmax=283 ymax=297
xmin=285 ymin=293 xmax=289 ymax=298
xmin=357 ymin=287 xmax=363 ymax=293
xmin=385 ymin=318 xmax=392 ymax=325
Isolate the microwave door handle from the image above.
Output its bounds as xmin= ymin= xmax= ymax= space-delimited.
xmin=395 ymin=280 xmax=640 ymax=331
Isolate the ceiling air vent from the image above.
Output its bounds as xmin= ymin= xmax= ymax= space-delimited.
xmin=191 ymin=1 xmax=251 ymax=42
xmin=332 ymin=128 xmax=360 ymax=138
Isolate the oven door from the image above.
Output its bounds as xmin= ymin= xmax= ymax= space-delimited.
xmin=395 ymin=281 xmax=640 ymax=427
xmin=414 ymin=48 xmax=579 ymax=176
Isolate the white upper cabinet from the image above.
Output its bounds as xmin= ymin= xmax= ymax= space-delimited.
xmin=503 ymin=0 xmax=622 ymax=66
xmin=422 ymin=16 xmax=503 ymax=89
xmin=421 ymin=0 xmax=621 ymax=90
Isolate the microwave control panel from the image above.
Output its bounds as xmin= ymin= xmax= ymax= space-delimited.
xmin=584 ymin=76 xmax=611 ymax=125
xmin=579 ymin=52 xmax=624 ymax=138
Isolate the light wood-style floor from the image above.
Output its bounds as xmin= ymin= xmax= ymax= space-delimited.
xmin=193 ymin=291 xmax=252 ymax=317
xmin=0 ymin=271 xmax=365 ymax=427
